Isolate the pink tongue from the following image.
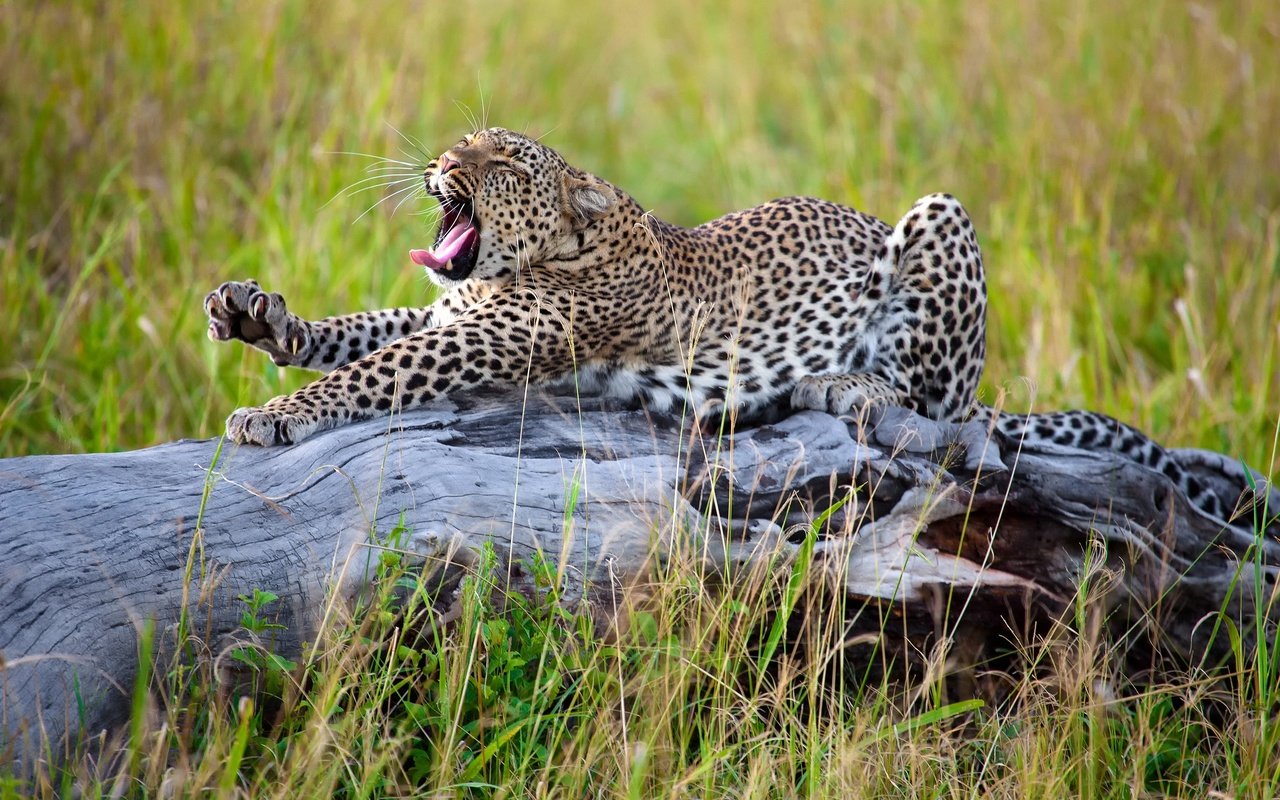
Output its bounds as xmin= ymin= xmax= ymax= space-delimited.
xmin=409 ymin=224 xmax=478 ymax=270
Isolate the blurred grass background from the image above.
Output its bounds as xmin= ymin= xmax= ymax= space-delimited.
xmin=2 ymin=0 xmax=1277 ymax=468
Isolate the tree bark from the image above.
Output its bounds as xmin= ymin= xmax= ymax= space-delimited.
xmin=1 ymin=393 xmax=1277 ymax=770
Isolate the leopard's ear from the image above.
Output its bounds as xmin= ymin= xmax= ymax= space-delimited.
xmin=562 ymin=169 xmax=617 ymax=227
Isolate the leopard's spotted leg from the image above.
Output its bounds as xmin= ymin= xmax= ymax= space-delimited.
xmin=205 ymin=279 xmax=434 ymax=372
xmin=875 ymin=193 xmax=987 ymax=422
xmin=226 ymin=290 xmax=574 ymax=446
xmin=793 ymin=193 xmax=988 ymax=424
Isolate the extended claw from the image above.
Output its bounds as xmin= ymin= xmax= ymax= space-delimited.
xmin=208 ymin=319 xmax=231 ymax=341
xmin=249 ymin=291 xmax=284 ymax=321
xmin=203 ymin=292 xmax=222 ymax=318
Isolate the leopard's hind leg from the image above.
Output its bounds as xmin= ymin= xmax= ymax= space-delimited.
xmin=792 ymin=193 xmax=988 ymax=423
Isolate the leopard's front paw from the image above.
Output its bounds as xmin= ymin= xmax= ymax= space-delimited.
xmin=225 ymin=406 xmax=318 ymax=446
xmin=205 ymin=280 xmax=312 ymax=366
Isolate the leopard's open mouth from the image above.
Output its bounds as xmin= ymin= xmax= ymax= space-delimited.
xmin=410 ymin=198 xmax=480 ymax=281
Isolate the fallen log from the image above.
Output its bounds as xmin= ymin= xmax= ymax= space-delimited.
xmin=1 ymin=392 xmax=1277 ymax=771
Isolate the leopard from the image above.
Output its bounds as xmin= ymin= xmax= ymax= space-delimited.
xmin=205 ymin=126 xmax=1249 ymax=528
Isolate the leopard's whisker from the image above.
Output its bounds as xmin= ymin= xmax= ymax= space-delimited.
xmin=477 ymin=82 xmax=489 ymax=132
xmin=324 ymin=175 xmax=424 ymax=211
xmin=390 ymin=184 xmax=429 ymax=217
xmin=385 ymin=122 xmax=434 ymax=162
xmin=532 ymin=124 xmax=561 ymax=143
xmin=397 ymin=146 xmax=427 ymax=166
xmin=335 ymin=174 xmax=422 ymax=195
xmin=362 ymin=164 xmax=425 ymax=175
xmin=351 ymin=172 xmax=423 ymax=187
xmin=327 ymin=150 xmax=421 ymax=168
xmin=454 ymin=100 xmax=480 ymax=135
xmin=352 ymin=181 xmax=429 ymax=224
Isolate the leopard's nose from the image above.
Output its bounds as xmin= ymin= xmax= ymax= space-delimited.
xmin=438 ymin=155 xmax=461 ymax=174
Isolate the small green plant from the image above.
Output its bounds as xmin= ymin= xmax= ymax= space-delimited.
xmin=229 ymin=588 xmax=297 ymax=692
xmin=237 ymin=588 xmax=287 ymax=635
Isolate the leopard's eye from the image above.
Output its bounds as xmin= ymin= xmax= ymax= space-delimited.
xmin=494 ymin=162 xmax=528 ymax=179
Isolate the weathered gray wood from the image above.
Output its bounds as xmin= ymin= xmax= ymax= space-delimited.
xmin=1 ymin=393 xmax=1277 ymax=771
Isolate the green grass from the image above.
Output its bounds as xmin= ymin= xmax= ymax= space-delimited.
xmin=2 ymin=0 xmax=1279 ymax=796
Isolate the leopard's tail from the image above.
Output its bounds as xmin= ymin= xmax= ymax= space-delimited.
xmin=989 ymin=408 xmax=1275 ymax=535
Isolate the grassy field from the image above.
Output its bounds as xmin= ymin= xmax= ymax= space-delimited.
xmin=3 ymin=0 xmax=1279 ymax=796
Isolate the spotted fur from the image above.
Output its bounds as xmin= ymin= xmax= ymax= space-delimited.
xmin=205 ymin=127 xmax=1245 ymax=528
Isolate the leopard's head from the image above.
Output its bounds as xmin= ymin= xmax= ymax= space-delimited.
xmin=415 ymin=128 xmax=618 ymax=287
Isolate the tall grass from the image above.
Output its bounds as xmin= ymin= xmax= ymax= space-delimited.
xmin=2 ymin=0 xmax=1278 ymax=796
